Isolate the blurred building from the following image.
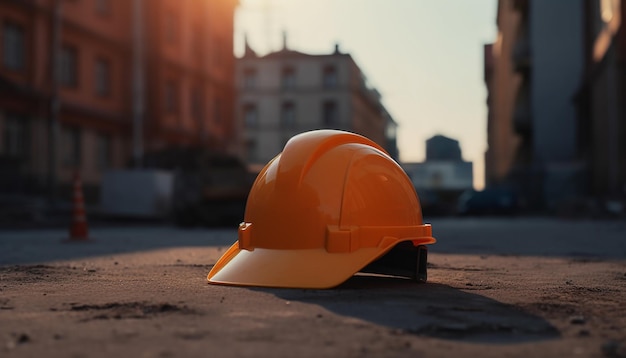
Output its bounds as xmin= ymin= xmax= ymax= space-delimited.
xmin=142 ymin=0 xmax=238 ymax=153
xmin=486 ymin=0 xmax=588 ymax=210
xmin=383 ymin=108 xmax=399 ymax=161
xmin=235 ymin=36 xmax=397 ymax=165
xmin=403 ymin=135 xmax=473 ymax=215
xmin=0 ymin=0 xmax=238 ymax=202
xmin=403 ymin=161 xmax=473 ymax=192
xmin=484 ymin=3 xmax=523 ymax=189
xmin=487 ymin=0 xmax=626 ymax=213
xmin=576 ymin=0 xmax=626 ymax=202
xmin=426 ymin=135 xmax=462 ymax=161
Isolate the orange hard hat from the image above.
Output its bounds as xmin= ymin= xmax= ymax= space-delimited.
xmin=207 ymin=130 xmax=435 ymax=289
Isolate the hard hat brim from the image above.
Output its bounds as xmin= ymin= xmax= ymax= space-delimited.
xmin=207 ymin=237 xmax=434 ymax=289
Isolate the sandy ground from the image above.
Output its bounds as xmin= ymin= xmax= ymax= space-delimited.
xmin=0 ymin=218 xmax=625 ymax=358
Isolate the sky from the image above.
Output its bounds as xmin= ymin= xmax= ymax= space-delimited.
xmin=234 ymin=0 xmax=498 ymax=190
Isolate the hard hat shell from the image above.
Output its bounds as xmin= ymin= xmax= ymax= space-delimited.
xmin=207 ymin=130 xmax=435 ymax=289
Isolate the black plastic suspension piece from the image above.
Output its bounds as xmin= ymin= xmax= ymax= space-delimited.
xmin=360 ymin=241 xmax=428 ymax=283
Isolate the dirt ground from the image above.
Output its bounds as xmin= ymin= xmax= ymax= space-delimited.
xmin=0 ymin=219 xmax=625 ymax=357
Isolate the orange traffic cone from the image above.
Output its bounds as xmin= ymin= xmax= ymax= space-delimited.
xmin=69 ymin=171 xmax=89 ymax=241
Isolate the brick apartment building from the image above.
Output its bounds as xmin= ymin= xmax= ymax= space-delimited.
xmin=0 ymin=0 xmax=238 ymax=202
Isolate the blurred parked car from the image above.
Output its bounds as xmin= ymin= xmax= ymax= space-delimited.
xmin=0 ymin=194 xmax=45 ymax=224
xmin=143 ymin=148 xmax=254 ymax=227
xmin=417 ymin=189 xmax=458 ymax=217
xmin=457 ymin=188 xmax=519 ymax=216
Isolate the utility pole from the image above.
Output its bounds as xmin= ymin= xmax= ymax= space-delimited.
xmin=132 ymin=0 xmax=144 ymax=168
xmin=47 ymin=0 xmax=62 ymax=209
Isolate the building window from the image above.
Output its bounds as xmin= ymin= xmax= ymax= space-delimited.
xmin=214 ymin=98 xmax=222 ymax=123
xmin=281 ymin=102 xmax=296 ymax=128
xmin=164 ymin=81 xmax=178 ymax=113
xmin=2 ymin=22 xmax=25 ymax=71
xmin=322 ymin=65 xmax=338 ymax=89
xmin=60 ymin=46 xmax=78 ymax=87
xmin=243 ymin=68 xmax=257 ymax=89
xmin=97 ymin=133 xmax=111 ymax=170
xmin=191 ymin=88 xmax=203 ymax=121
xmin=243 ymin=103 xmax=258 ymax=128
xmin=3 ymin=115 xmax=29 ymax=160
xmin=95 ymin=0 xmax=111 ymax=16
xmin=62 ymin=126 xmax=81 ymax=168
xmin=165 ymin=13 xmax=178 ymax=44
xmin=281 ymin=66 xmax=295 ymax=89
xmin=213 ymin=37 xmax=223 ymax=66
xmin=191 ymin=24 xmax=202 ymax=57
xmin=94 ymin=57 xmax=110 ymax=97
xmin=322 ymin=101 xmax=338 ymax=126
xmin=246 ymin=139 xmax=258 ymax=162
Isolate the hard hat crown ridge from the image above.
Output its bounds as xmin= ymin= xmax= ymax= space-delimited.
xmin=208 ymin=130 xmax=435 ymax=289
xmin=277 ymin=129 xmax=386 ymax=186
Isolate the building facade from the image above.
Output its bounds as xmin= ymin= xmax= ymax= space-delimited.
xmin=235 ymin=39 xmax=397 ymax=166
xmin=521 ymin=0 xmax=586 ymax=210
xmin=403 ymin=135 xmax=473 ymax=192
xmin=403 ymin=161 xmax=473 ymax=192
xmin=487 ymin=0 xmax=587 ymax=210
xmin=487 ymin=0 xmax=626 ymax=212
xmin=484 ymin=1 xmax=522 ymax=188
xmin=142 ymin=0 xmax=237 ymax=154
xmin=576 ymin=0 xmax=626 ymax=202
xmin=426 ymin=135 xmax=462 ymax=162
xmin=403 ymin=134 xmax=473 ymax=215
xmin=0 ymin=0 xmax=238 ymax=202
